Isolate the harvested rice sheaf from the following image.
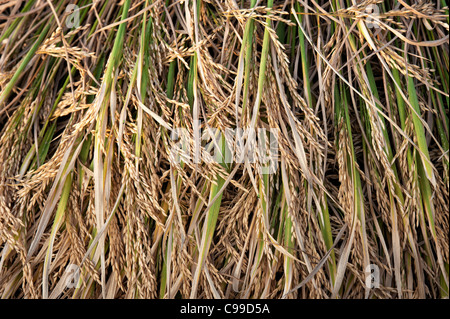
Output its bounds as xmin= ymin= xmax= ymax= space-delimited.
xmin=0 ymin=0 xmax=448 ymax=299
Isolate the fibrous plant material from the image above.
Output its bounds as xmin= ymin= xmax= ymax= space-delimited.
xmin=0 ymin=0 xmax=448 ymax=299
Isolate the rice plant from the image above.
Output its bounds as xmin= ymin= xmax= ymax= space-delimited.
xmin=0 ymin=0 xmax=448 ymax=299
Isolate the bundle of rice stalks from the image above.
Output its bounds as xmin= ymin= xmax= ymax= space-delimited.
xmin=0 ymin=0 xmax=448 ymax=299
